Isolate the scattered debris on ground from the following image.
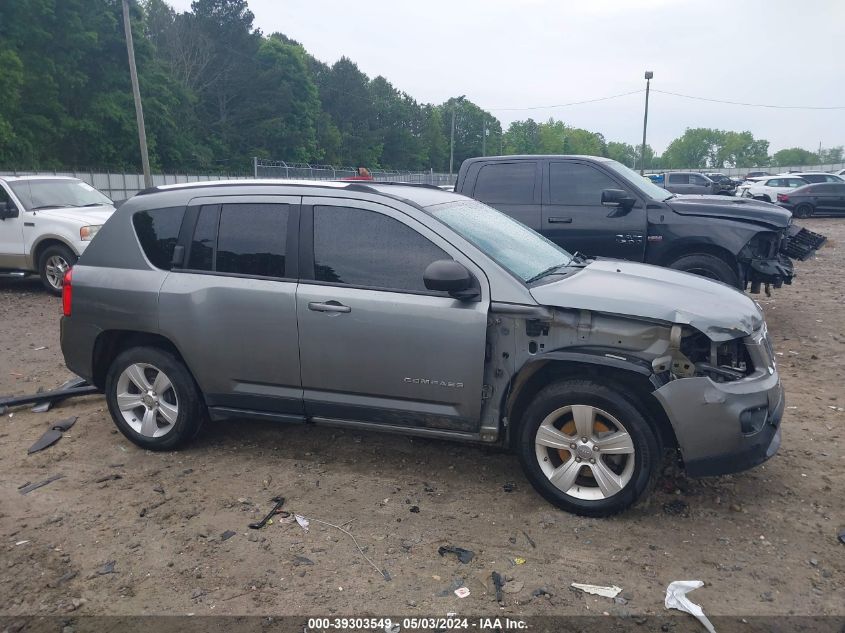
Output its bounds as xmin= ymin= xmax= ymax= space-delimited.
xmin=438 ymin=546 xmax=475 ymax=564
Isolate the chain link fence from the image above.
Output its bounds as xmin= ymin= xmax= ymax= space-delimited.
xmin=253 ymin=159 xmax=455 ymax=186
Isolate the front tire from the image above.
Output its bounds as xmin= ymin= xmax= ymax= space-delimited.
xmin=668 ymin=253 xmax=739 ymax=288
xmin=105 ymin=346 xmax=205 ymax=451
xmin=38 ymin=244 xmax=77 ymax=296
xmin=793 ymin=204 xmax=814 ymax=219
xmin=517 ymin=380 xmax=661 ymax=517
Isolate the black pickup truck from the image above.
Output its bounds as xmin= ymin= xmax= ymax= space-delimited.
xmin=455 ymin=155 xmax=825 ymax=294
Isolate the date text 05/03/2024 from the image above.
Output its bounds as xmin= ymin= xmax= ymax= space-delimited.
xmin=305 ymin=617 xmax=527 ymax=630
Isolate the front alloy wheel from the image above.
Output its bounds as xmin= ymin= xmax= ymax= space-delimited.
xmin=518 ymin=380 xmax=660 ymax=516
xmin=38 ymin=244 xmax=77 ymax=296
xmin=534 ymin=405 xmax=636 ymax=500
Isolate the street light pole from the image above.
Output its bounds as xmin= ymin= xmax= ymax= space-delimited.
xmin=482 ymin=117 xmax=486 ymax=157
xmin=449 ymin=95 xmax=465 ymax=179
xmin=640 ymin=71 xmax=653 ymax=175
xmin=122 ymin=0 xmax=152 ymax=187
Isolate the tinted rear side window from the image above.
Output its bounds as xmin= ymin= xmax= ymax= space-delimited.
xmin=549 ymin=162 xmax=620 ymax=205
xmin=216 ymin=203 xmax=288 ymax=278
xmin=313 ymin=205 xmax=448 ymax=293
xmin=133 ymin=207 xmax=185 ymax=270
xmin=474 ymin=162 xmax=536 ymax=204
xmin=667 ymin=173 xmax=689 ymax=184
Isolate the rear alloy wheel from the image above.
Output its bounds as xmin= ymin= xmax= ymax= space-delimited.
xmin=793 ymin=204 xmax=814 ymax=219
xmin=668 ymin=253 xmax=739 ymax=288
xmin=517 ymin=380 xmax=660 ymax=516
xmin=105 ymin=346 xmax=205 ymax=450
xmin=38 ymin=244 xmax=77 ymax=296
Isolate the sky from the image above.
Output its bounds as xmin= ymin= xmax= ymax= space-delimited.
xmin=167 ymin=0 xmax=845 ymax=155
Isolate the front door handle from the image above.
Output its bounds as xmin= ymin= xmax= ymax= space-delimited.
xmin=308 ymin=301 xmax=351 ymax=313
xmin=548 ymin=217 xmax=573 ymax=224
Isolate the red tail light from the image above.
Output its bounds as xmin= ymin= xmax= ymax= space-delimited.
xmin=62 ymin=268 xmax=73 ymax=317
xmin=777 ymin=193 xmax=789 ymax=203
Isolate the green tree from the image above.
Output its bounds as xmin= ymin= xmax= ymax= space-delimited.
xmin=819 ymin=146 xmax=844 ymax=164
xmin=661 ymin=128 xmax=722 ymax=169
xmin=771 ymin=147 xmax=819 ymax=167
xmin=503 ymin=119 xmax=541 ymax=155
xmin=716 ymin=131 xmax=769 ymax=167
xmin=607 ymin=141 xmax=638 ymax=168
xmin=438 ymin=97 xmax=499 ymax=171
xmin=246 ymin=36 xmax=319 ymax=163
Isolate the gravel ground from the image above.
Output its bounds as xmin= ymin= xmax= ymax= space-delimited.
xmin=0 ymin=218 xmax=843 ymax=620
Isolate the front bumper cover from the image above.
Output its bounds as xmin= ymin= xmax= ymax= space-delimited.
xmin=652 ymin=330 xmax=784 ymax=477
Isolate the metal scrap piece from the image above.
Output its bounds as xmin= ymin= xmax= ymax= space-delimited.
xmin=19 ymin=474 xmax=64 ymax=495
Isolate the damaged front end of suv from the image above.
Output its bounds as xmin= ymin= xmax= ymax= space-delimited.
xmin=496 ymin=257 xmax=784 ymax=479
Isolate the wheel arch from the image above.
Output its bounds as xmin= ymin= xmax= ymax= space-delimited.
xmin=503 ymin=354 xmax=677 ymax=452
xmin=657 ymin=240 xmax=739 ymax=270
xmin=30 ymin=236 xmax=79 ymax=270
xmin=91 ymin=329 xmax=199 ymax=392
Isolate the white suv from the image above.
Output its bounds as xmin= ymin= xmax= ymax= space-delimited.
xmin=0 ymin=176 xmax=115 ymax=294
xmin=736 ymin=175 xmax=808 ymax=203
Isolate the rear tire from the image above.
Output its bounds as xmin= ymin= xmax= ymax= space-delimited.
xmin=668 ymin=253 xmax=739 ymax=288
xmin=38 ymin=244 xmax=77 ymax=296
xmin=517 ymin=379 xmax=661 ymax=517
xmin=793 ymin=204 xmax=814 ymax=219
xmin=105 ymin=346 xmax=205 ymax=451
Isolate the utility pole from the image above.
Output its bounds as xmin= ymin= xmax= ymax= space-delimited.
xmin=640 ymin=71 xmax=653 ymax=175
xmin=122 ymin=0 xmax=152 ymax=187
xmin=482 ymin=117 xmax=487 ymax=157
xmin=449 ymin=95 xmax=465 ymax=179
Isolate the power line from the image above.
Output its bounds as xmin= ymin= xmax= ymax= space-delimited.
xmin=487 ymin=89 xmax=644 ymax=111
xmin=651 ymin=88 xmax=845 ymax=110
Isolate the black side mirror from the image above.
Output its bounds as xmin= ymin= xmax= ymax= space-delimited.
xmin=424 ymin=260 xmax=480 ymax=301
xmin=601 ymin=189 xmax=636 ymax=208
xmin=0 ymin=200 xmax=19 ymax=220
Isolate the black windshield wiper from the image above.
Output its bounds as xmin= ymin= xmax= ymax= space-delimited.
xmin=29 ymin=205 xmax=65 ymax=211
xmin=526 ymin=262 xmax=570 ymax=284
xmin=80 ymin=202 xmax=108 ymax=207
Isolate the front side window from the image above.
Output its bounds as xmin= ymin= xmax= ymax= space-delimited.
xmin=428 ymin=199 xmax=572 ymax=283
xmin=690 ymin=174 xmax=709 ymax=185
xmin=474 ymin=162 xmax=536 ymax=205
xmin=133 ymin=207 xmax=186 ymax=270
xmin=313 ymin=205 xmax=449 ymax=293
xmin=549 ymin=162 xmax=620 ymax=206
xmin=786 ymin=179 xmax=807 ymax=188
xmin=184 ymin=203 xmax=289 ymax=278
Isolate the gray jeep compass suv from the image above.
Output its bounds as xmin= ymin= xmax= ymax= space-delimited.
xmin=60 ymin=181 xmax=784 ymax=516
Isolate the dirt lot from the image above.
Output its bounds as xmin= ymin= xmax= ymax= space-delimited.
xmin=1 ymin=219 xmax=843 ymax=622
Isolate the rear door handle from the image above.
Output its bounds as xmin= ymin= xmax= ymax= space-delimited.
xmin=548 ymin=217 xmax=573 ymax=224
xmin=308 ymin=301 xmax=351 ymax=313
